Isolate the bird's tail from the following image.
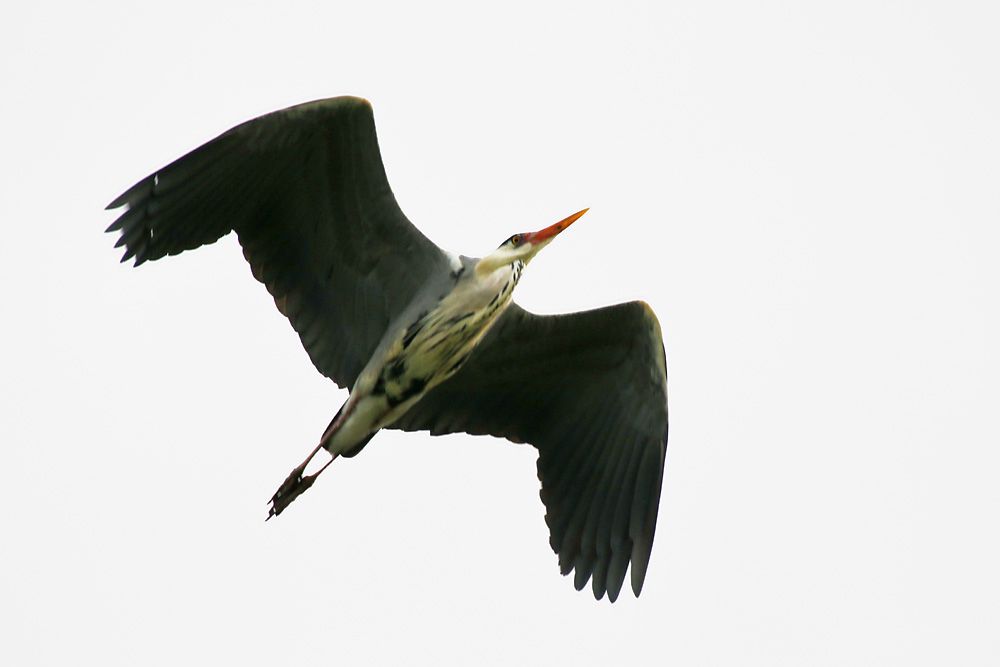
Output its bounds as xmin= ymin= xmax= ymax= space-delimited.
xmin=318 ymin=399 xmax=376 ymax=458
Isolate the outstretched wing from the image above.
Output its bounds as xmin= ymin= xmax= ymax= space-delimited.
xmin=106 ymin=96 xmax=452 ymax=388
xmin=390 ymin=301 xmax=669 ymax=602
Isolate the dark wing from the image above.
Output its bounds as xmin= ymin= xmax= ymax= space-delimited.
xmin=390 ymin=301 xmax=668 ymax=602
xmin=106 ymin=96 xmax=452 ymax=388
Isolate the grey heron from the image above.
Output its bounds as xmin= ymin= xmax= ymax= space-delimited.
xmin=106 ymin=96 xmax=669 ymax=602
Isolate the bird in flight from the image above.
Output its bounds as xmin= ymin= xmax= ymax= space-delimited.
xmin=106 ymin=97 xmax=668 ymax=602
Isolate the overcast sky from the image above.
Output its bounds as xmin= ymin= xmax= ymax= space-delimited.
xmin=3 ymin=1 xmax=998 ymax=665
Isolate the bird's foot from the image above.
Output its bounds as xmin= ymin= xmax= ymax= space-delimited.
xmin=266 ymin=464 xmax=317 ymax=520
xmin=266 ymin=449 xmax=337 ymax=521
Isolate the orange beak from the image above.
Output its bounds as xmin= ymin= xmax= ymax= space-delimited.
xmin=525 ymin=208 xmax=588 ymax=244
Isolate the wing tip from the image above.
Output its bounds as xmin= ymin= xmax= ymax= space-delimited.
xmin=629 ymin=543 xmax=652 ymax=597
xmin=105 ymin=189 xmax=135 ymax=211
xmin=105 ymin=195 xmax=129 ymax=211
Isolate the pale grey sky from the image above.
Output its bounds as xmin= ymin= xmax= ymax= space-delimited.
xmin=3 ymin=1 xmax=998 ymax=665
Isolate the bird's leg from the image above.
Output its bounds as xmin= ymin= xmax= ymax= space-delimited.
xmin=267 ymin=400 xmax=354 ymax=520
xmin=266 ymin=443 xmax=337 ymax=520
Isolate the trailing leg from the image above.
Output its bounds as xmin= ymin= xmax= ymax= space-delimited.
xmin=266 ymin=442 xmax=337 ymax=520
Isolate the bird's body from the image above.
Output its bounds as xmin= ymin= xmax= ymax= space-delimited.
xmin=107 ymin=96 xmax=668 ymax=602
xmin=320 ymin=254 xmax=525 ymax=459
xmin=362 ymin=256 xmax=523 ymax=425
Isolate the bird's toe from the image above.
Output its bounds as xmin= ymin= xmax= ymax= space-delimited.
xmin=266 ymin=468 xmax=316 ymax=520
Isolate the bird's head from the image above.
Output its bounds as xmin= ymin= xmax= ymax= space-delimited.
xmin=476 ymin=208 xmax=588 ymax=275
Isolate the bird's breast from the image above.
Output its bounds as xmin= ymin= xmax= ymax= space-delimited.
xmin=370 ymin=261 xmax=524 ymax=410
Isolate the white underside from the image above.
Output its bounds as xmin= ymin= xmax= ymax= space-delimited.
xmin=323 ymin=258 xmax=525 ymax=457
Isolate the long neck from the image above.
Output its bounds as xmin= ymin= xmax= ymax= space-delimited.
xmin=460 ymin=257 xmax=524 ymax=323
xmin=475 ymin=244 xmax=531 ymax=277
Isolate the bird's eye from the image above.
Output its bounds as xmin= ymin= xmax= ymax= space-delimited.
xmin=510 ymin=234 xmax=522 ymax=247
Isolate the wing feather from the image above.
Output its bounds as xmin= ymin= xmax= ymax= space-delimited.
xmin=106 ymin=96 xmax=452 ymax=388
xmin=391 ymin=301 xmax=669 ymax=600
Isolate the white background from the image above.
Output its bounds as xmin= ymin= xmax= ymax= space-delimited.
xmin=3 ymin=1 xmax=998 ymax=664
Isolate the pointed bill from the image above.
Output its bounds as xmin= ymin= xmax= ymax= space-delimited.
xmin=526 ymin=208 xmax=589 ymax=244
